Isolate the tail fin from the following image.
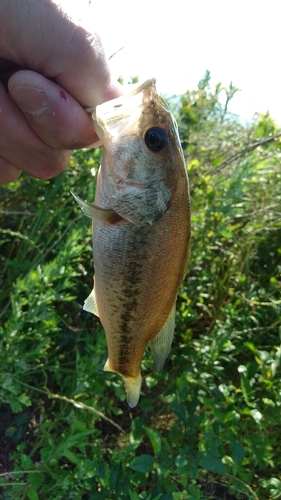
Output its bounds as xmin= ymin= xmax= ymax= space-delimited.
xmin=124 ymin=374 xmax=142 ymax=408
xmin=104 ymin=359 xmax=142 ymax=408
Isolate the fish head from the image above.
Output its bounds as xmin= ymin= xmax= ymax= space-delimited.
xmin=91 ymin=79 xmax=187 ymax=224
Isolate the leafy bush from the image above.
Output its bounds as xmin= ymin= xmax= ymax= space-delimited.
xmin=0 ymin=74 xmax=280 ymax=499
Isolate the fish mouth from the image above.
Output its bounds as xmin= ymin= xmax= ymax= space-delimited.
xmin=92 ymin=79 xmax=157 ymax=130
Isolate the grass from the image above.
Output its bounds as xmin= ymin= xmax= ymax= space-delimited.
xmin=0 ymin=81 xmax=281 ymax=499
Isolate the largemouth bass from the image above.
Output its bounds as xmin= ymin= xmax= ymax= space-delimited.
xmin=72 ymin=79 xmax=190 ymax=407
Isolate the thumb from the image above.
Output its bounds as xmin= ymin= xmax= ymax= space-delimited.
xmin=9 ymin=70 xmax=98 ymax=149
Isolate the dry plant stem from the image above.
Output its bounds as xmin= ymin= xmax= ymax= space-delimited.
xmin=0 ymin=471 xmax=41 ymax=477
xmin=224 ymin=474 xmax=260 ymax=500
xmin=234 ymin=294 xmax=281 ymax=307
xmin=191 ymin=133 xmax=281 ymax=193
xmin=14 ymin=379 xmax=126 ymax=435
xmin=48 ymin=393 xmax=126 ymax=435
xmin=210 ymin=133 xmax=281 ymax=176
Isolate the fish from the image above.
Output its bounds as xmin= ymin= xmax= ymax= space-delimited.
xmin=72 ymin=78 xmax=190 ymax=408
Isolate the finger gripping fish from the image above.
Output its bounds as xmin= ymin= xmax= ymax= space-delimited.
xmin=72 ymin=79 xmax=190 ymax=408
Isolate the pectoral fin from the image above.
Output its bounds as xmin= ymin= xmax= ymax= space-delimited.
xmin=150 ymin=302 xmax=176 ymax=371
xmin=83 ymin=289 xmax=99 ymax=317
xmin=71 ymin=191 xmax=118 ymax=223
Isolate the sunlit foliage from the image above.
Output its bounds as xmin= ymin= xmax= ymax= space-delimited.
xmin=0 ymin=73 xmax=280 ymax=499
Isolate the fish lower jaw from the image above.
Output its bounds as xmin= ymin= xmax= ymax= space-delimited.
xmin=104 ymin=359 xmax=142 ymax=408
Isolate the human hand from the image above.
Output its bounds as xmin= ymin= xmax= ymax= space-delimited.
xmin=0 ymin=0 xmax=122 ymax=185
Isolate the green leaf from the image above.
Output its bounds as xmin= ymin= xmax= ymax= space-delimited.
xmin=130 ymin=454 xmax=154 ymax=474
xmin=27 ymin=486 xmax=39 ymax=500
xmin=110 ymin=463 xmax=122 ymax=489
xmin=130 ymin=415 xmax=146 ymax=441
xmin=21 ymin=453 xmax=33 ymax=470
xmin=197 ymin=451 xmax=226 ymax=474
xmin=171 ymin=402 xmax=186 ymax=421
xmin=231 ymin=441 xmax=245 ymax=465
xmin=139 ymin=398 xmax=154 ymax=411
xmin=62 ymin=449 xmax=80 ymax=465
xmin=240 ymin=372 xmax=255 ymax=406
xmin=18 ymin=393 xmax=32 ymax=407
xmin=28 ymin=473 xmax=45 ymax=488
xmin=267 ymin=478 xmax=281 ymax=489
xmin=212 ymin=156 xmax=224 ymax=167
xmin=129 ymin=490 xmax=140 ymax=500
xmin=144 ymin=427 xmax=162 ymax=455
xmin=56 ymin=430 xmax=96 ymax=454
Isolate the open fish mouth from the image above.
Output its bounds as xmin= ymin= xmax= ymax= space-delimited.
xmin=90 ymin=78 xmax=159 ymax=129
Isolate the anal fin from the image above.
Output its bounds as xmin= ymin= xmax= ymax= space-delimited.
xmin=150 ymin=302 xmax=176 ymax=371
xmin=83 ymin=289 xmax=99 ymax=317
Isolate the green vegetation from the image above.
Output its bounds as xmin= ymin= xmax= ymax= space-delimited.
xmin=0 ymin=72 xmax=281 ymax=499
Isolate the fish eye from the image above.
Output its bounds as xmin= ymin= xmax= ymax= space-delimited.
xmin=144 ymin=127 xmax=168 ymax=153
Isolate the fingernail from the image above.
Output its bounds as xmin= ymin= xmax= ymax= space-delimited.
xmin=12 ymin=85 xmax=50 ymax=116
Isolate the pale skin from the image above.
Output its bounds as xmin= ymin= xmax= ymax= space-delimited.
xmin=0 ymin=0 xmax=122 ymax=185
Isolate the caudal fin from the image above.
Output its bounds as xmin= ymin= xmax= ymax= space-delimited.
xmin=104 ymin=359 xmax=142 ymax=408
xmin=124 ymin=374 xmax=142 ymax=408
